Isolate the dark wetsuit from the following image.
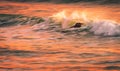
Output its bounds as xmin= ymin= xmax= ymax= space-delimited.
xmin=71 ymin=23 xmax=83 ymax=28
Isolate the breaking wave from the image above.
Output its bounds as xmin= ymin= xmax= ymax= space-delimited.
xmin=89 ymin=20 xmax=120 ymax=36
xmin=0 ymin=14 xmax=120 ymax=37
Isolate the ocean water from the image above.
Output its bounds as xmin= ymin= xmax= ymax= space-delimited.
xmin=0 ymin=2 xmax=120 ymax=71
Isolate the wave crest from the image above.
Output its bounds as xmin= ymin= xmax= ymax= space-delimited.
xmin=89 ymin=20 xmax=120 ymax=36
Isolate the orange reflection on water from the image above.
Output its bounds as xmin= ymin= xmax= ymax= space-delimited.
xmin=0 ymin=1 xmax=120 ymax=71
xmin=0 ymin=1 xmax=120 ymax=22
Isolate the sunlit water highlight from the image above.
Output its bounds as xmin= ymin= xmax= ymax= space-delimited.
xmin=0 ymin=2 xmax=120 ymax=71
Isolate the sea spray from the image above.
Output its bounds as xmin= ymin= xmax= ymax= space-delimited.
xmin=51 ymin=10 xmax=90 ymax=28
xmin=51 ymin=10 xmax=120 ymax=36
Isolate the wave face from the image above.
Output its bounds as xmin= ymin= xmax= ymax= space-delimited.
xmin=0 ymin=14 xmax=120 ymax=37
xmin=50 ymin=11 xmax=120 ymax=37
xmin=53 ymin=20 xmax=120 ymax=37
xmin=0 ymin=14 xmax=44 ymax=27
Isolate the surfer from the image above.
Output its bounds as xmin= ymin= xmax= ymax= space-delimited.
xmin=70 ymin=22 xmax=83 ymax=28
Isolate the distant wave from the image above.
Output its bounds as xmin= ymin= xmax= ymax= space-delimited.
xmin=0 ymin=14 xmax=44 ymax=27
xmin=1 ymin=0 xmax=120 ymax=4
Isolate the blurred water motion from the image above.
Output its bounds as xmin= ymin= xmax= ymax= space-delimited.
xmin=0 ymin=1 xmax=120 ymax=71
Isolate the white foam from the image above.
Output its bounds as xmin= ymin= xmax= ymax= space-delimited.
xmin=89 ymin=20 xmax=120 ymax=36
xmin=31 ymin=16 xmax=120 ymax=37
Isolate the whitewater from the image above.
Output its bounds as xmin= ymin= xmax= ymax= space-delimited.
xmin=31 ymin=10 xmax=120 ymax=37
xmin=0 ymin=2 xmax=120 ymax=71
xmin=0 ymin=12 xmax=120 ymax=37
